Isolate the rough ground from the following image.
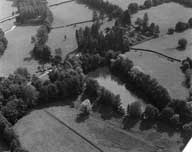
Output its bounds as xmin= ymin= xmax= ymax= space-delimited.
xmin=13 ymin=106 xmax=157 ymax=152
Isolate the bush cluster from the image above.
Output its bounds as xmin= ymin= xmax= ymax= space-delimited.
xmin=31 ymin=22 xmax=52 ymax=63
xmin=0 ymin=68 xmax=38 ymax=124
xmin=0 ymin=28 xmax=8 ymax=56
xmin=128 ymin=0 xmax=171 ymax=15
xmin=134 ymin=13 xmax=160 ymax=37
xmin=169 ymin=18 xmax=192 ymax=34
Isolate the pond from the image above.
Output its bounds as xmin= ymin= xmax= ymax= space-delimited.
xmin=88 ymin=67 xmax=145 ymax=110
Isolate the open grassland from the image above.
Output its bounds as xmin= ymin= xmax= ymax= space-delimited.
xmin=132 ymin=2 xmax=192 ymax=34
xmin=0 ymin=26 xmax=39 ymax=77
xmin=13 ymin=105 xmax=184 ymax=152
xmin=47 ymin=1 xmax=93 ymax=58
xmin=14 ymin=106 xmax=156 ymax=152
xmin=135 ymin=29 xmax=192 ymax=60
xmin=125 ymin=51 xmax=188 ymax=100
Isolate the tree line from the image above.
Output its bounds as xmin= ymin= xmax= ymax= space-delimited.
xmin=14 ymin=0 xmax=53 ymax=25
xmin=0 ymin=29 xmax=8 ymax=56
xmin=75 ymin=21 xmax=128 ymax=54
xmin=110 ymin=56 xmax=192 ymax=131
xmin=76 ymin=0 xmax=123 ymax=19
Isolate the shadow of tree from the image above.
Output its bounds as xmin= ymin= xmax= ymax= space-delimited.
xmin=139 ymin=120 xmax=156 ymax=131
xmin=155 ymin=121 xmax=177 ymax=137
xmin=75 ymin=113 xmax=89 ymax=123
xmin=122 ymin=116 xmax=139 ymax=130
xmin=180 ymin=131 xmax=191 ymax=151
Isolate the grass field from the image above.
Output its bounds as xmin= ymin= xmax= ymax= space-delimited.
xmin=13 ymin=105 xmax=185 ymax=152
xmin=132 ymin=2 xmax=192 ymax=34
xmin=124 ymin=50 xmax=188 ymax=99
xmin=13 ymin=106 xmax=156 ymax=152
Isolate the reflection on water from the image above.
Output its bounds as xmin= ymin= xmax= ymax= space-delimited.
xmin=88 ymin=67 xmax=145 ymax=110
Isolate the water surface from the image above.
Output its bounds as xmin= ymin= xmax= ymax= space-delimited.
xmin=88 ymin=67 xmax=145 ymax=110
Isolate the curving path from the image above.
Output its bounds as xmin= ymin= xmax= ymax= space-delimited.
xmin=130 ymin=47 xmax=182 ymax=63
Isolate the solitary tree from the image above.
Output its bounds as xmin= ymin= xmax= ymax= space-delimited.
xmin=178 ymin=38 xmax=188 ymax=50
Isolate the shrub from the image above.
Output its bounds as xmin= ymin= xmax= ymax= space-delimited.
xmin=159 ymin=107 xmax=174 ymax=121
xmin=0 ymin=28 xmax=8 ymax=55
xmin=183 ymin=122 xmax=192 ymax=137
xmin=10 ymin=138 xmax=20 ymax=152
xmin=14 ymin=68 xmax=30 ymax=80
xmin=152 ymin=0 xmax=162 ymax=6
xmin=3 ymin=126 xmax=16 ymax=143
xmin=83 ymin=79 xmax=100 ymax=102
xmin=143 ymin=104 xmax=159 ymax=120
xmin=128 ymin=3 xmax=139 ymax=14
xmin=175 ymin=22 xmax=188 ymax=32
xmin=1 ymin=98 xmax=28 ymax=124
xmin=0 ymin=112 xmax=12 ymax=132
xmin=13 ymin=147 xmax=29 ymax=152
xmin=167 ymin=28 xmax=174 ymax=35
xmin=178 ymin=38 xmax=187 ymax=50
xmin=99 ymin=87 xmax=122 ymax=112
xmin=127 ymin=101 xmax=142 ymax=118
xmin=144 ymin=0 xmax=152 ymax=8
xmin=170 ymin=114 xmax=180 ymax=126
xmin=169 ymin=99 xmax=192 ymax=123
xmin=32 ymin=45 xmax=52 ymax=63
xmin=188 ymin=18 xmax=192 ymax=28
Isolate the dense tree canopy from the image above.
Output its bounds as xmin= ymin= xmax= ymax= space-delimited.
xmin=0 ymin=28 xmax=8 ymax=56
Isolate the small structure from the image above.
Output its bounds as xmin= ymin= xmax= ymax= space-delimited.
xmin=79 ymin=99 xmax=92 ymax=115
xmin=183 ymin=138 xmax=192 ymax=152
